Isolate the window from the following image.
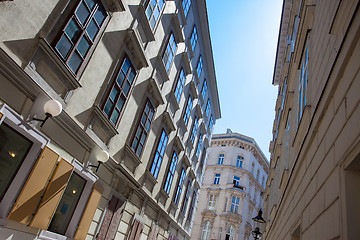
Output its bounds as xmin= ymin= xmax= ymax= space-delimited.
xmin=183 ymin=95 xmax=193 ymax=126
xmin=55 ymin=0 xmax=107 ymax=74
xmin=219 ymin=228 xmax=222 ymax=240
xmin=187 ymin=190 xmax=197 ymax=221
xmin=196 ymin=56 xmax=203 ymax=78
xmin=208 ymin=115 xmax=214 ymax=131
xmin=205 ymin=100 xmax=211 ymax=117
xmin=236 ymin=156 xmax=244 ymax=168
xmin=181 ymin=177 xmax=192 ymax=214
xmin=163 ymin=151 xmax=178 ymax=194
xmin=207 ymin=195 xmax=216 ymax=210
xmin=201 ymin=80 xmax=207 ymax=100
xmin=213 ymin=173 xmax=220 ymax=185
xmin=162 ymin=33 xmax=177 ymax=72
xmin=131 ymin=100 xmax=155 ymax=157
xmin=250 ymin=163 xmax=255 ymax=175
xmin=201 ymin=221 xmax=211 ymax=240
xmin=230 ymin=196 xmax=240 ymax=214
xmin=174 ymin=69 xmax=186 ymax=103
xmin=262 ymin=176 xmax=265 ymax=187
xmin=150 ymin=129 xmax=168 ymax=179
xmin=195 ymin=134 xmax=203 ymax=158
xmin=190 ymin=117 xmax=198 ymax=144
xmin=233 ymin=176 xmax=240 ymax=187
xmin=103 ymin=56 xmax=136 ymax=125
xmin=174 ymin=168 xmax=186 ymax=205
xmin=256 ymin=169 xmax=260 ymax=181
xmin=218 ymin=154 xmax=224 ymax=165
xmin=226 ymin=225 xmax=235 ymax=240
xmin=298 ymin=40 xmax=308 ymax=123
xmin=145 ymin=0 xmax=165 ymax=30
xmin=182 ymin=0 xmax=191 ymax=17
xmin=190 ymin=25 xmax=198 ymax=51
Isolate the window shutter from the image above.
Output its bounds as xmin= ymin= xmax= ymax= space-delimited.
xmin=97 ymin=196 xmax=125 ymax=240
xmin=128 ymin=219 xmax=143 ymax=240
xmin=30 ymin=158 xmax=74 ymax=229
xmin=7 ymin=146 xmax=59 ymax=225
xmin=74 ymin=182 xmax=104 ymax=240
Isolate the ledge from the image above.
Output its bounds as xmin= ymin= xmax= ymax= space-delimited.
xmin=195 ymin=104 xmax=203 ymax=118
xmin=169 ymin=91 xmax=180 ymax=111
xmin=92 ymin=106 xmax=119 ymax=137
xmin=104 ymin=0 xmax=125 ymax=12
xmin=144 ymin=170 xmax=158 ymax=192
xmin=173 ymin=135 xmax=185 ymax=152
xmin=123 ymin=143 xmax=142 ymax=167
xmin=172 ymin=13 xmax=184 ymax=43
xmin=182 ymin=52 xmax=192 ymax=75
xmin=147 ymin=78 xmax=165 ymax=107
xmin=188 ymin=81 xmax=198 ymax=99
xmin=136 ymin=5 xmax=155 ymax=42
xmin=162 ymin=111 xmax=176 ymax=133
xmin=126 ymin=29 xmax=149 ymax=69
xmin=182 ymin=155 xmax=191 ymax=168
xmin=156 ymin=55 xmax=170 ymax=82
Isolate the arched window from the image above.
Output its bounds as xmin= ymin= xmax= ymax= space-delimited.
xmin=201 ymin=221 xmax=211 ymax=240
xmin=225 ymin=225 xmax=235 ymax=240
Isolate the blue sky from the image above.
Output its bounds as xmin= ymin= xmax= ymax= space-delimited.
xmin=207 ymin=0 xmax=284 ymax=160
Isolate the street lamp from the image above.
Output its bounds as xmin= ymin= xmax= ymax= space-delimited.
xmin=252 ymin=227 xmax=262 ymax=240
xmin=32 ymin=99 xmax=62 ymax=127
xmin=252 ymin=209 xmax=266 ymax=223
xmin=88 ymin=149 xmax=109 ymax=172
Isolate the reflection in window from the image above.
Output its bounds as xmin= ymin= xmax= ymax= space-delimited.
xmin=236 ymin=155 xmax=244 ymax=168
xmin=55 ymin=0 xmax=107 ymax=74
xmin=298 ymin=40 xmax=309 ymax=123
xmin=0 ymin=123 xmax=33 ymax=201
xmin=48 ymin=173 xmax=86 ymax=235
xmin=103 ymin=56 xmax=136 ymax=125
xmin=145 ymin=0 xmax=165 ymax=30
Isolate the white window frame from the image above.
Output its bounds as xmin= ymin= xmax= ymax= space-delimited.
xmin=207 ymin=194 xmax=216 ymax=210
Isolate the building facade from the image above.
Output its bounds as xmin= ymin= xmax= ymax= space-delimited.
xmin=191 ymin=130 xmax=269 ymax=240
xmin=0 ymin=0 xmax=220 ymax=239
xmin=264 ymin=0 xmax=360 ymax=239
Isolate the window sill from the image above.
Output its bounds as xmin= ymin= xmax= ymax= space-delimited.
xmin=147 ymin=78 xmax=165 ymax=107
xmin=173 ymin=135 xmax=185 ymax=152
xmin=172 ymin=13 xmax=184 ymax=43
xmin=182 ymin=155 xmax=191 ymax=168
xmin=126 ymin=29 xmax=149 ymax=69
xmin=122 ymin=143 xmax=142 ymax=173
xmin=162 ymin=110 xmax=176 ymax=133
xmin=169 ymin=91 xmax=180 ymax=112
xmin=144 ymin=170 xmax=158 ymax=193
xmin=89 ymin=106 xmax=119 ymax=144
xmin=136 ymin=5 xmax=155 ymax=42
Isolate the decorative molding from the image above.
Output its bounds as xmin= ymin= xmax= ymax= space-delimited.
xmin=181 ymin=52 xmax=192 ymax=75
xmin=172 ymin=13 xmax=184 ymax=43
xmin=147 ymin=78 xmax=165 ymax=107
xmin=126 ymin=29 xmax=149 ymax=69
xmin=136 ymin=4 xmax=155 ymax=42
xmin=162 ymin=111 xmax=176 ymax=133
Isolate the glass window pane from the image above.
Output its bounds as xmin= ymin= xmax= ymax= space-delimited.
xmin=77 ymin=36 xmax=91 ymax=57
xmin=140 ymin=134 xmax=146 ymax=145
xmin=116 ymin=71 xmax=125 ymax=87
xmin=86 ymin=19 xmax=99 ymax=41
xmin=0 ymin=123 xmax=33 ymax=201
xmin=122 ymin=58 xmax=131 ymax=75
xmin=136 ymin=145 xmax=143 ymax=157
xmin=56 ymin=35 xmax=72 ymax=59
xmin=109 ymin=87 xmax=118 ymax=101
xmin=85 ymin=0 xmax=96 ymax=10
xmin=116 ymin=95 xmax=125 ymax=112
xmin=110 ymin=109 xmax=120 ymax=124
xmin=128 ymin=69 xmax=136 ymax=84
xmin=48 ymin=173 xmax=86 ymax=235
xmin=94 ymin=5 xmax=106 ymax=26
xmin=65 ymin=18 xmax=82 ymax=43
xmin=68 ymin=51 xmax=83 ymax=73
xmin=150 ymin=16 xmax=156 ymax=30
xmin=75 ymin=1 xmax=90 ymax=26
xmin=154 ymin=6 xmax=160 ymax=20
xmin=123 ymin=82 xmax=131 ymax=96
xmin=145 ymin=119 xmax=151 ymax=131
xmin=103 ymin=99 xmax=113 ymax=116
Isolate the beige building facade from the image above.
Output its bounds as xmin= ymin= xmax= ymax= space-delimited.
xmin=264 ymin=0 xmax=360 ymax=239
xmin=0 ymin=0 xmax=220 ymax=239
xmin=191 ymin=130 xmax=269 ymax=240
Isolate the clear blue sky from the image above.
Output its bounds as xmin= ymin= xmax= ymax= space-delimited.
xmin=207 ymin=0 xmax=283 ymax=160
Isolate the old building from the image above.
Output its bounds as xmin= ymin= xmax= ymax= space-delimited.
xmin=0 ymin=0 xmax=220 ymax=239
xmin=191 ymin=130 xmax=269 ymax=240
xmin=264 ymin=0 xmax=360 ymax=239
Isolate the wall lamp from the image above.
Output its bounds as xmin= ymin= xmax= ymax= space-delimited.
xmin=252 ymin=227 xmax=262 ymax=240
xmin=252 ymin=209 xmax=266 ymax=223
xmin=88 ymin=149 xmax=109 ymax=172
xmin=32 ymin=99 xmax=62 ymax=127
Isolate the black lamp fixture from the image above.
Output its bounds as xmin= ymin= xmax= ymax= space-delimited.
xmin=32 ymin=99 xmax=62 ymax=127
xmin=252 ymin=227 xmax=262 ymax=240
xmin=252 ymin=209 xmax=266 ymax=223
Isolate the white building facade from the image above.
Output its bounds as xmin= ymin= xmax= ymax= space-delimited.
xmin=191 ymin=130 xmax=269 ymax=240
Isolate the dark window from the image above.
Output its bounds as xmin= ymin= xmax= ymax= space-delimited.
xmin=183 ymin=95 xmax=193 ymax=126
xmin=162 ymin=33 xmax=177 ymax=72
xmin=181 ymin=177 xmax=192 ymax=214
xmin=174 ymin=168 xmax=186 ymax=205
xmin=187 ymin=190 xmax=197 ymax=221
xmin=150 ymin=130 xmax=168 ymax=179
xmin=174 ymin=69 xmax=186 ymax=103
xmin=214 ymin=173 xmax=220 ymax=185
xmin=54 ymin=0 xmax=107 ymax=74
xmin=145 ymin=0 xmax=165 ymax=30
xmin=163 ymin=151 xmax=178 ymax=194
xmin=103 ymin=56 xmax=136 ymax=125
xmin=131 ymin=100 xmax=155 ymax=157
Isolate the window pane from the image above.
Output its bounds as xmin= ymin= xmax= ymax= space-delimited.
xmin=116 ymin=71 xmax=125 ymax=87
xmin=122 ymin=58 xmax=131 ymax=75
xmin=128 ymin=69 xmax=136 ymax=84
xmin=0 ymin=124 xmax=33 ymax=201
xmin=68 ymin=51 xmax=83 ymax=73
xmin=150 ymin=16 xmax=156 ymax=30
xmin=85 ymin=0 xmax=96 ymax=10
xmin=94 ymin=5 xmax=106 ymax=26
xmin=109 ymin=87 xmax=118 ymax=101
xmin=65 ymin=18 xmax=82 ymax=43
xmin=77 ymin=36 xmax=91 ymax=57
xmin=116 ymin=95 xmax=125 ymax=112
xmin=76 ymin=1 xmax=90 ymax=26
xmin=145 ymin=119 xmax=151 ymax=131
xmin=123 ymin=81 xmax=131 ymax=96
xmin=103 ymin=99 xmax=113 ymax=116
xmin=86 ymin=19 xmax=99 ymax=41
xmin=110 ymin=109 xmax=120 ymax=124
xmin=56 ymin=35 xmax=72 ymax=59
xmin=136 ymin=145 xmax=143 ymax=157
xmin=48 ymin=173 xmax=86 ymax=235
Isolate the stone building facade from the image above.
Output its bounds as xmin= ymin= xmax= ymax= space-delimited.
xmin=191 ymin=130 xmax=269 ymax=240
xmin=264 ymin=0 xmax=360 ymax=239
xmin=0 ymin=0 xmax=220 ymax=239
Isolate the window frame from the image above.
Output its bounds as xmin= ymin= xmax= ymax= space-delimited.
xmin=298 ymin=38 xmax=309 ymax=124
xmin=189 ymin=116 xmax=198 ymax=144
xmin=236 ymin=155 xmax=244 ymax=168
xmin=213 ymin=173 xmax=220 ymax=185
xmin=190 ymin=25 xmax=198 ymax=52
xmin=174 ymin=168 xmax=186 ymax=206
xmin=230 ymin=196 xmax=240 ymax=214
xmin=162 ymin=32 xmax=177 ymax=72
xmin=145 ymin=0 xmax=166 ymax=31
xmin=102 ymin=56 xmax=137 ymax=126
xmin=217 ymin=154 xmax=224 ymax=165
xmin=201 ymin=221 xmax=211 ymax=240
xmin=174 ymin=68 xmax=186 ymax=103
xmin=207 ymin=195 xmax=216 ymax=210
xmin=196 ymin=56 xmax=203 ymax=78
xmin=163 ymin=151 xmax=178 ymax=194
xmin=182 ymin=0 xmax=191 ymax=18
xmin=233 ymin=176 xmax=240 ymax=187
xmin=201 ymin=79 xmax=207 ymax=100
xmin=183 ymin=95 xmax=193 ymax=126
xmin=181 ymin=177 xmax=192 ymax=214
xmin=149 ymin=129 xmax=169 ymax=179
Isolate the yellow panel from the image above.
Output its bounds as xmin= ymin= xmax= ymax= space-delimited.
xmin=30 ymin=159 xmax=74 ymax=229
xmin=8 ymin=146 xmax=59 ymax=224
xmin=74 ymin=182 xmax=103 ymax=240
